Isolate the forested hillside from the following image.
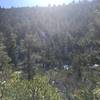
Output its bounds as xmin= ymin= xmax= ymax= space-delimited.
xmin=0 ymin=0 xmax=100 ymax=100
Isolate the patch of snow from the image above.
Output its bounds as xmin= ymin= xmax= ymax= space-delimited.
xmin=63 ymin=65 xmax=69 ymax=70
xmin=89 ymin=64 xmax=100 ymax=69
xmin=52 ymin=81 xmax=55 ymax=84
xmin=54 ymin=67 xmax=57 ymax=70
xmin=93 ymin=64 xmax=99 ymax=68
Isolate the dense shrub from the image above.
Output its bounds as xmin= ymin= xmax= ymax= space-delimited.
xmin=1 ymin=73 xmax=62 ymax=100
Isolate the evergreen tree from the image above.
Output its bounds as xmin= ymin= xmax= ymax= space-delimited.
xmin=0 ymin=32 xmax=11 ymax=81
xmin=5 ymin=32 xmax=17 ymax=68
xmin=21 ymin=33 xmax=42 ymax=80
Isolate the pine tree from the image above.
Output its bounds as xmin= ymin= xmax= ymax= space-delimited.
xmin=5 ymin=32 xmax=17 ymax=68
xmin=21 ymin=33 xmax=42 ymax=80
xmin=0 ymin=32 xmax=11 ymax=81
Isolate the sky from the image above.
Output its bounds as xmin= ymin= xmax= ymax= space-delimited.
xmin=0 ymin=0 xmax=79 ymax=8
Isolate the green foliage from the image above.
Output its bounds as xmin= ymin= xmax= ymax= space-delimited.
xmin=2 ymin=73 xmax=62 ymax=100
xmin=4 ymin=32 xmax=17 ymax=67
xmin=93 ymin=83 xmax=100 ymax=100
xmin=72 ymin=89 xmax=94 ymax=100
xmin=0 ymin=32 xmax=12 ymax=81
xmin=0 ymin=0 xmax=100 ymax=100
